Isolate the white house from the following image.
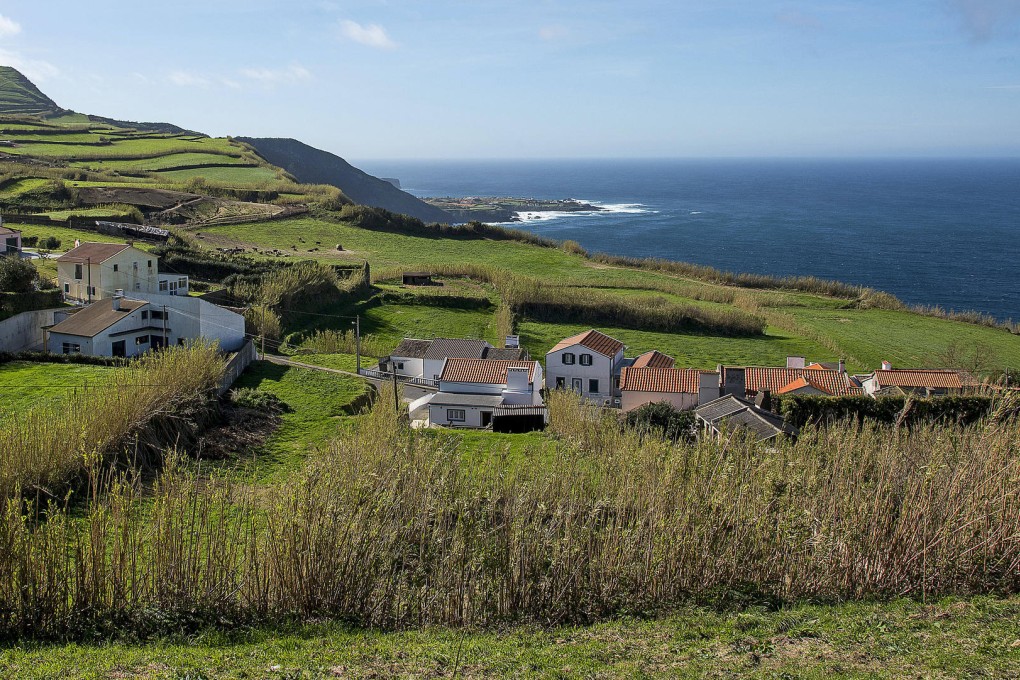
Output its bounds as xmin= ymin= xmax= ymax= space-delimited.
xmin=45 ymin=290 xmax=244 ymax=358
xmin=423 ymin=358 xmax=544 ymax=429
xmin=57 ymin=242 xmax=188 ymax=304
xmin=0 ymin=223 xmax=22 ymax=256
xmin=619 ymin=367 xmax=720 ymax=412
xmin=859 ymin=363 xmax=977 ymax=397
xmin=545 ymin=329 xmax=625 ymax=405
xmin=381 ymin=337 xmax=527 ymax=381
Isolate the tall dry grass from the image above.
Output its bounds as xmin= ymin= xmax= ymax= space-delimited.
xmin=0 ymin=343 xmax=225 ymax=500
xmin=2 ymin=393 xmax=1019 ymax=639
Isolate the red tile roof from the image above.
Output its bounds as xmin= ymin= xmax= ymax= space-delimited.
xmin=631 ymin=350 xmax=675 ymax=369
xmin=550 ymin=329 xmax=624 ymax=358
xmin=871 ymin=370 xmax=972 ymax=390
xmin=746 ymin=367 xmax=862 ymax=396
xmin=440 ymin=358 xmax=537 ymax=385
xmin=57 ymin=242 xmax=133 ymax=263
xmin=620 ymin=367 xmax=706 ymax=394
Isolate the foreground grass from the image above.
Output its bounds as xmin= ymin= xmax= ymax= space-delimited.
xmin=3 ymin=596 xmax=1018 ymax=678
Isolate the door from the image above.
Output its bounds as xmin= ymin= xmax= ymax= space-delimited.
xmin=481 ymin=411 xmax=492 ymax=428
xmin=150 ymin=334 xmax=167 ymax=350
xmin=111 ymin=340 xmax=126 ymax=358
xmin=571 ymin=378 xmax=583 ymax=393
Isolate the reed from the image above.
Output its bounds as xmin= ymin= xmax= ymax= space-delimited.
xmin=2 ymin=393 xmax=1018 ymax=639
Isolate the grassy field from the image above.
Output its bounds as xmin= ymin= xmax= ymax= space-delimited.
xmin=69 ymin=152 xmax=251 ymax=171
xmin=156 ymin=165 xmax=282 ymax=184
xmin=228 ymin=360 xmax=369 ymax=480
xmin=0 ymin=361 xmax=117 ymax=413
xmin=2 ymin=596 xmax=1017 ymax=678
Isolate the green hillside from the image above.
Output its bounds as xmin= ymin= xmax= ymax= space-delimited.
xmin=0 ymin=66 xmax=61 ymax=116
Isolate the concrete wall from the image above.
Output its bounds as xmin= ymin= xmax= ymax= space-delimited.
xmin=0 ymin=308 xmax=68 ymax=352
xmin=620 ymin=391 xmax=698 ymax=413
xmin=133 ymin=293 xmax=246 ymax=352
xmin=545 ymin=346 xmax=620 ymax=404
xmin=389 ymin=356 xmax=424 ymax=378
xmin=429 ymin=403 xmax=494 ymax=428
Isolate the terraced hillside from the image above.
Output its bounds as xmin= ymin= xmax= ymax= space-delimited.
xmin=0 ymin=66 xmax=61 ymax=116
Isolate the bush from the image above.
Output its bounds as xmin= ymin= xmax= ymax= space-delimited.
xmin=623 ymin=401 xmax=696 ymax=443
xmin=0 ymin=257 xmax=37 ymax=293
xmin=776 ymin=394 xmax=994 ymax=428
xmin=229 ymin=387 xmax=289 ymax=413
xmin=41 ymin=236 xmax=60 ymax=250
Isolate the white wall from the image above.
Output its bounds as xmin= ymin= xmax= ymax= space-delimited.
xmin=47 ymin=304 xmax=152 ymax=357
xmin=545 ymin=345 xmax=619 ymax=403
xmin=59 ymin=247 xmax=159 ymax=302
xmin=388 ymin=356 xmax=424 ymax=378
xmin=133 ymin=293 xmax=246 ymax=352
xmin=429 ymin=403 xmax=495 ymax=428
xmin=0 ymin=308 xmax=67 ymax=352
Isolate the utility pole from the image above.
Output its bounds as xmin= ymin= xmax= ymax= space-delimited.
xmin=260 ymin=305 xmax=266 ymax=360
xmin=86 ymin=257 xmax=92 ymax=303
xmin=162 ymin=305 xmax=168 ymax=349
xmin=355 ymin=314 xmax=361 ymax=375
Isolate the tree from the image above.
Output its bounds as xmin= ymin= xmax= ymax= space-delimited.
xmin=0 ymin=257 xmax=38 ymax=294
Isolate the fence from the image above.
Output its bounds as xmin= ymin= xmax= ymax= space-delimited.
xmin=217 ymin=339 xmax=256 ymax=396
xmin=358 ymin=366 xmax=438 ymax=389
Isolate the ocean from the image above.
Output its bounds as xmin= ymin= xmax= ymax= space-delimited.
xmin=353 ymin=159 xmax=1020 ymax=320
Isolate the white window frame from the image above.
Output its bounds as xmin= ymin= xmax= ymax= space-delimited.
xmin=448 ymin=408 xmax=466 ymax=422
xmin=562 ymin=352 xmax=575 ymax=365
xmin=580 ymin=353 xmax=593 ymax=366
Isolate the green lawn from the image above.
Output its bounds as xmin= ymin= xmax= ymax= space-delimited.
xmin=228 ymin=360 xmax=369 ymax=480
xmin=155 ymin=165 xmax=282 ymax=184
xmin=2 ymin=135 xmax=241 ymax=161
xmin=3 ymin=596 xmax=1017 ymax=678
xmin=0 ymin=361 xmax=117 ymax=414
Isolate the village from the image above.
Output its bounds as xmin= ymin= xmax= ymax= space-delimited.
xmin=0 ymin=222 xmax=987 ymax=445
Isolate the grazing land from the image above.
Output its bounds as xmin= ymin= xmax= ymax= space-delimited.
xmin=0 ymin=360 xmax=116 ymax=413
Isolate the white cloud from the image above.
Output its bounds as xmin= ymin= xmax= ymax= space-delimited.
xmin=240 ymin=63 xmax=312 ymax=84
xmin=168 ymin=70 xmax=211 ymax=88
xmin=0 ymin=14 xmax=21 ymax=37
xmin=0 ymin=48 xmax=59 ymax=82
xmin=338 ymin=19 xmax=396 ymax=49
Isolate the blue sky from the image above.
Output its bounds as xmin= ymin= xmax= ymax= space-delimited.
xmin=1 ymin=0 xmax=1019 ymax=158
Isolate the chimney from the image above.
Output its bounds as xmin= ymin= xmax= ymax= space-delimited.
xmin=787 ymin=356 xmax=805 ymax=369
xmin=754 ymin=390 xmax=773 ymax=412
xmin=112 ymin=289 xmax=124 ymax=311
xmin=838 ymin=358 xmax=845 ymax=374
xmin=881 ymin=360 xmax=892 ymax=371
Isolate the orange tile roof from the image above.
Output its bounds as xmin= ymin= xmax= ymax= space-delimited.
xmin=776 ymin=372 xmax=862 ymax=396
xmin=620 ymin=367 xmax=706 ymax=394
xmin=872 ymin=370 xmax=970 ymax=389
xmin=57 ymin=242 xmax=133 ymax=263
xmin=440 ymin=358 xmax=537 ymax=385
xmin=631 ymin=350 xmax=675 ymax=369
xmin=549 ymin=329 xmax=624 ymax=358
xmin=746 ymin=367 xmax=862 ymax=396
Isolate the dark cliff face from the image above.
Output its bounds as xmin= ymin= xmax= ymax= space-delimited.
xmin=237 ymin=137 xmax=454 ymax=224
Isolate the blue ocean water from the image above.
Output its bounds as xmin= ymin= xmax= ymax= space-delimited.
xmin=354 ymin=159 xmax=1020 ymax=320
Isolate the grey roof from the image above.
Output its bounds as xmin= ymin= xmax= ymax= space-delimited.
xmin=429 ymin=393 xmax=504 ymax=407
xmin=493 ymin=405 xmax=547 ymax=417
xmin=391 ymin=338 xmax=432 ymax=359
xmin=48 ymin=298 xmax=148 ymax=338
xmin=695 ymin=394 xmax=797 ymax=441
xmin=422 ymin=338 xmax=492 ymax=361
xmin=484 ymin=347 xmax=528 ymax=361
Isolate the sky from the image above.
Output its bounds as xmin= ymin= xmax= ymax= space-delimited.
xmin=1 ymin=0 xmax=1019 ymax=159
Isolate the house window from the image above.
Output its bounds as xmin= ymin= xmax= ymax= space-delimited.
xmin=61 ymin=342 xmax=81 ymax=354
xmin=134 ymin=282 xmax=140 ymax=290
xmin=580 ymin=353 xmax=592 ymax=366
xmin=141 ymin=311 xmax=149 ymax=320
xmin=113 ymin=264 xmax=119 ymax=272
xmin=151 ymin=310 xmax=165 ymax=320
xmin=159 ymin=281 xmax=168 ymax=291
xmin=448 ymin=409 xmax=466 ymax=422
xmin=589 ymin=379 xmax=600 ymax=394
xmin=135 ymin=335 xmax=149 ymax=346
xmin=148 ymin=260 xmax=153 ymax=268
xmin=179 ymin=278 xmax=187 ymax=287
xmin=555 ymin=377 xmax=565 ymax=389
xmin=63 ymin=283 xmax=69 ymax=293
xmin=177 ymin=338 xmax=186 ymax=346
xmin=74 ymin=264 xmax=83 ymax=279
xmin=396 ymin=362 xmax=405 ymax=370
xmin=562 ymin=352 xmax=575 ymax=365
xmin=89 ymin=286 xmax=96 ymax=296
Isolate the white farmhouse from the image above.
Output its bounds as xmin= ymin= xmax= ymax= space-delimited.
xmin=381 ymin=337 xmax=527 ymax=381
xmin=422 ymin=358 xmax=544 ymax=430
xmin=619 ymin=367 xmax=720 ymax=412
xmin=545 ymin=329 xmax=625 ymax=405
xmin=57 ymin=242 xmax=188 ymax=303
xmin=45 ymin=291 xmax=244 ymax=358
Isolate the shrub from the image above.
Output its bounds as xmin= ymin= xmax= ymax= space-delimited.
xmin=229 ymin=387 xmax=288 ymax=414
xmin=623 ymin=401 xmax=696 ymax=443
xmin=776 ymin=394 xmax=994 ymax=429
xmin=0 ymin=257 xmax=37 ymax=293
